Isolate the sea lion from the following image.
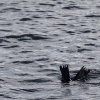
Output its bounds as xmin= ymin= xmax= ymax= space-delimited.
xmin=60 ymin=65 xmax=90 ymax=82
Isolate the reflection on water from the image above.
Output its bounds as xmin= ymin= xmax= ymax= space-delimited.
xmin=0 ymin=0 xmax=100 ymax=99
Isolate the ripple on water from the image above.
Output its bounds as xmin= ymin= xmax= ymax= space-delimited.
xmin=0 ymin=39 xmax=10 ymax=43
xmin=88 ymin=69 xmax=100 ymax=79
xmin=2 ymin=7 xmax=21 ymax=12
xmin=77 ymin=48 xmax=92 ymax=53
xmin=19 ymin=18 xmax=32 ymax=21
xmin=38 ymin=3 xmax=55 ymax=7
xmin=0 ymin=3 xmax=4 ymax=6
xmin=85 ymin=43 xmax=96 ymax=47
xmin=20 ymin=50 xmax=32 ymax=53
xmin=35 ymin=58 xmax=49 ymax=61
xmin=0 ymin=79 xmax=5 ymax=82
xmin=12 ymin=60 xmax=34 ymax=64
xmin=32 ymin=15 xmax=42 ymax=19
xmin=85 ymin=14 xmax=100 ymax=18
xmin=0 ymin=94 xmax=15 ymax=99
xmin=2 ymin=34 xmax=49 ymax=41
xmin=87 ymin=37 xmax=97 ymax=40
xmin=87 ymin=57 xmax=95 ymax=60
xmin=15 ymin=73 xmax=30 ymax=76
xmin=19 ymin=78 xmax=52 ymax=83
xmin=80 ymin=30 xmax=91 ymax=33
xmin=34 ymin=98 xmax=45 ymax=100
xmin=62 ymin=5 xmax=87 ymax=10
xmin=18 ymin=88 xmax=39 ymax=93
xmin=3 ymin=45 xmax=19 ymax=48
xmin=0 ymin=29 xmax=12 ymax=32
xmin=86 ymin=70 xmax=100 ymax=86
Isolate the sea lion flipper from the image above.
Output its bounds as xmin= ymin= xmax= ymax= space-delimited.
xmin=60 ymin=64 xmax=70 ymax=82
xmin=73 ymin=66 xmax=90 ymax=81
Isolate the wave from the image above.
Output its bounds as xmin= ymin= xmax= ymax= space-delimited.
xmin=1 ymin=34 xmax=49 ymax=41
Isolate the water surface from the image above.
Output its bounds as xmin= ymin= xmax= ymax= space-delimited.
xmin=0 ymin=0 xmax=100 ymax=99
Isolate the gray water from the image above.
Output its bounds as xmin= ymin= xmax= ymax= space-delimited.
xmin=0 ymin=0 xmax=100 ymax=99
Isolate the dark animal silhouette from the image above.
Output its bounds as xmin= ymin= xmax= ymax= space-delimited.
xmin=60 ymin=65 xmax=90 ymax=82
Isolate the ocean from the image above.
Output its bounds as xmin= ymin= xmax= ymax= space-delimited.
xmin=0 ymin=0 xmax=100 ymax=99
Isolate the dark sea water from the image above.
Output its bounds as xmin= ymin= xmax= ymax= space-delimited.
xmin=0 ymin=0 xmax=100 ymax=99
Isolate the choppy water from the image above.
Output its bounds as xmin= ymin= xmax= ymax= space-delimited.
xmin=0 ymin=0 xmax=100 ymax=99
